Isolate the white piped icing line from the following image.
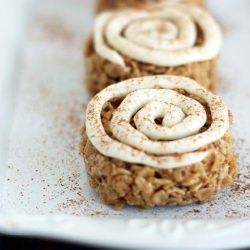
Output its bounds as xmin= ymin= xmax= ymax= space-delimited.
xmin=86 ymin=76 xmax=229 ymax=169
xmin=94 ymin=4 xmax=222 ymax=67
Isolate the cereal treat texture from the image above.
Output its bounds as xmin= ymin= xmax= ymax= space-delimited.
xmin=96 ymin=0 xmax=205 ymax=12
xmin=85 ymin=3 xmax=221 ymax=96
xmin=81 ymin=76 xmax=237 ymax=209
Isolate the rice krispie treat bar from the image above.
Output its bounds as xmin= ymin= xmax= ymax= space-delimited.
xmin=96 ymin=0 xmax=205 ymax=12
xmin=81 ymin=75 xmax=237 ymax=209
xmin=85 ymin=4 xmax=221 ymax=96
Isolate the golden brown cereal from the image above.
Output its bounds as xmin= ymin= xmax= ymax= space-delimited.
xmin=96 ymin=0 xmax=205 ymax=13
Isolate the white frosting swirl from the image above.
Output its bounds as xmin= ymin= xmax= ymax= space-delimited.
xmin=86 ymin=76 xmax=229 ymax=169
xmin=94 ymin=4 xmax=221 ymax=67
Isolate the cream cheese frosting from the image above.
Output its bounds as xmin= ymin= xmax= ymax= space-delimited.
xmin=86 ymin=76 xmax=229 ymax=169
xmin=94 ymin=4 xmax=222 ymax=67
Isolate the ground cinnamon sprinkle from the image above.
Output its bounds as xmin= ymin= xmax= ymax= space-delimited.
xmin=32 ymin=15 xmax=77 ymax=44
xmin=193 ymin=209 xmax=201 ymax=213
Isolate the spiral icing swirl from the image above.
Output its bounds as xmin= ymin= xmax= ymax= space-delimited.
xmin=86 ymin=76 xmax=229 ymax=169
xmin=94 ymin=4 xmax=221 ymax=67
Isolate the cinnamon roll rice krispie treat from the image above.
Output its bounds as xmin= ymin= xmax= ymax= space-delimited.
xmin=96 ymin=0 xmax=205 ymax=13
xmin=85 ymin=4 xmax=222 ymax=96
xmin=81 ymin=76 xmax=237 ymax=209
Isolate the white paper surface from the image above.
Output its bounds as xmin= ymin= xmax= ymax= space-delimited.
xmin=1 ymin=0 xmax=250 ymax=219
